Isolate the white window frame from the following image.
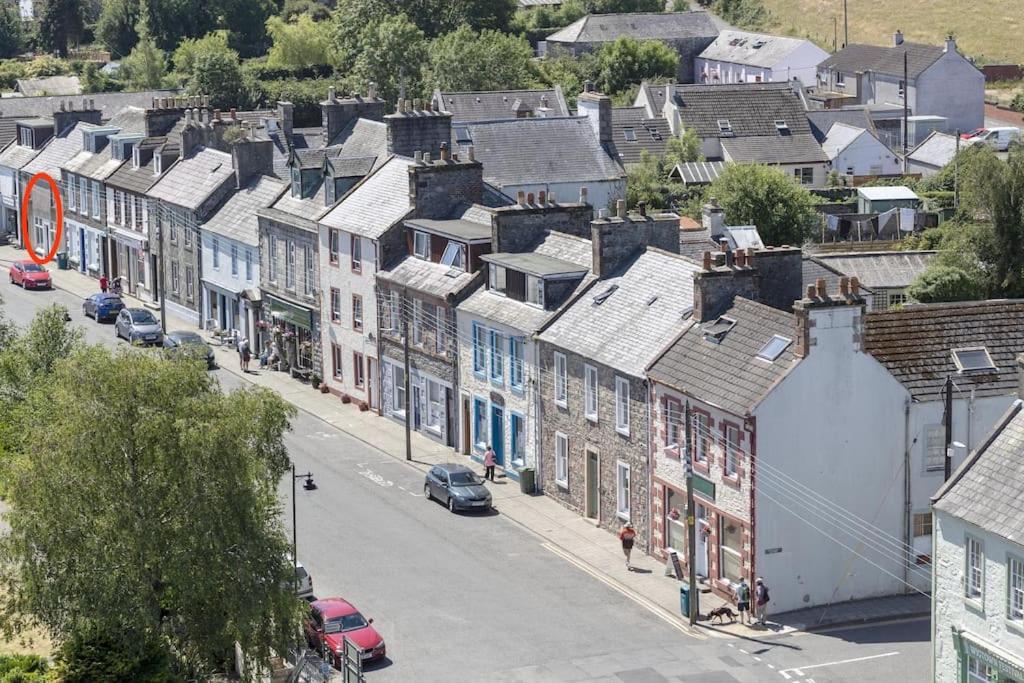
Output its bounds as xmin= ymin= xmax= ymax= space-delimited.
xmin=555 ymin=432 xmax=569 ymax=488
xmin=268 ymin=236 xmax=278 ymax=282
xmin=509 ymin=337 xmax=524 ymax=390
xmin=285 ymin=240 xmax=296 ymax=290
xmin=584 ymin=364 xmax=598 ymax=422
xmin=351 ymin=234 xmax=362 ymax=271
xmin=91 ymin=180 xmax=100 ymax=218
xmin=616 ymin=460 xmax=631 ymax=521
xmin=489 ymin=264 xmax=506 ymax=294
xmin=67 ymin=175 xmax=77 ymax=211
xmin=392 ymin=365 xmax=406 ymax=415
xmin=472 ymin=322 xmax=486 ymax=374
xmin=440 ymin=241 xmax=465 ymax=271
xmin=212 ymin=236 xmax=220 ymax=269
xmin=489 ymin=330 xmax=504 ymax=384
xmin=328 ymin=229 xmax=340 ymax=265
xmin=526 ymin=275 xmax=544 ymax=307
xmin=303 ymin=245 xmax=314 ymax=295
xmin=245 ymin=249 xmax=253 ymax=281
xmin=230 ymin=244 xmax=238 ymax=276
xmin=966 ymin=535 xmax=984 ymax=602
xmin=329 ymin=288 xmax=341 ymax=323
xmin=1009 ymin=555 xmax=1024 ymax=624
xmin=924 ymin=425 xmax=945 ymax=471
xmin=694 ymin=412 xmax=709 ymax=463
xmin=724 ymin=424 xmax=740 ymax=477
xmin=413 ymin=231 xmax=430 ymax=259
xmin=615 ymin=376 xmax=630 ymax=436
xmin=554 ymin=352 xmax=567 ymax=407
xmin=352 ymin=294 xmax=363 ymax=331
xmin=425 ymin=379 xmax=443 ymax=432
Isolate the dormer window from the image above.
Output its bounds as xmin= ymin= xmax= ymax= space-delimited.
xmin=526 ymin=275 xmax=544 ymax=307
xmin=489 ymin=265 xmax=506 ymax=294
xmin=413 ymin=231 xmax=430 ymax=260
xmin=440 ymin=241 xmax=465 ymax=271
xmin=774 ymin=120 xmax=789 ymax=134
xmin=132 ymin=145 xmax=141 ymax=169
xmin=951 ymin=347 xmax=996 ymax=373
xmin=835 ymin=71 xmax=845 ymax=87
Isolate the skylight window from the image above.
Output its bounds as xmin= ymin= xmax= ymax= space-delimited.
xmin=703 ymin=316 xmax=736 ymax=343
xmin=454 ymin=126 xmax=472 ymax=144
xmin=951 ymin=347 xmax=996 ymax=373
xmin=440 ymin=241 xmax=465 ymax=271
xmin=623 ymin=127 xmax=637 ymax=142
xmin=774 ymin=119 xmax=789 ymax=132
xmin=757 ymin=335 xmax=792 ymax=361
xmin=593 ymin=284 xmax=619 ymax=305
xmin=717 ymin=119 xmax=733 ymax=135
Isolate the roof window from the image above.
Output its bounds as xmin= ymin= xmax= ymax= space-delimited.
xmin=757 ymin=335 xmax=792 ymax=361
xmin=454 ymin=126 xmax=472 ymax=144
xmin=951 ymin=347 xmax=996 ymax=373
xmin=593 ymin=284 xmax=619 ymax=305
xmin=775 ymin=119 xmax=789 ymax=133
xmin=702 ymin=315 xmax=736 ymax=343
xmin=623 ymin=127 xmax=637 ymax=142
xmin=717 ymin=119 xmax=733 ymax=136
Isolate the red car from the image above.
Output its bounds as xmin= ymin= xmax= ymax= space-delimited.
xmin=303 ymin=597 xmax=386 ymax=667
xmin=961 ymin=128 xmax=986 ymax=140
xmin=9 ymin=260 xmax=52 ymax=289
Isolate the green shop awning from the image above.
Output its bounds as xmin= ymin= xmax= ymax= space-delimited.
xmin=265 ymin=295 xmax=313 ymax=330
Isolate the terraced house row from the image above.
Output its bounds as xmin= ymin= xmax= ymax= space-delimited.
xmin=2 ymin=84 xmax=1021 ymax=623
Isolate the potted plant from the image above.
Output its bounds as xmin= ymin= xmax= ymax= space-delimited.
xmin=311 ymin=374 xmax=322 ymax=389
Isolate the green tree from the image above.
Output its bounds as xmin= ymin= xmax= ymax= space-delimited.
xmin=535 ymin=46 xmax=597 ymax=107
xmin=173 ymin=32 xmax=246 ymax=108
xmin=281 ymin=0 xmax=331 ymax=21
xmin=509 ymin=0 xmax=585 ymax=32
xmin=712 ymin=0 xmax=767 ymax=29
xmin=96 ymin=0 xmax=138 ymax=57
xmin=707 ymin=163 xmax=817 ymax=245
xmin=907 ymin=264 xmax=983 ymax=303
xmin=426 ymin=24 xmax=535 ymax=92
xmin=37 ymin=0 xmax=86 ymax=57
xmin=23 ymin=55 xmax=71 ymax=77
xmin=0 ymin=336 xmax=302 ymax=677
xmin=348 ymin=13 xmax=428 ymax=104
xmin=0 ymin=4 xmax=23 ymax=59
xmin=218 ymin=0 xmax=276 ymax=57
xmin=626 ymin=150 xmax=688 ymax=210
xmin=594 ymin=37 xmax=679 ymax=97
xmin=664 ymin=128 xmax=702 ymax=168
xmin=266 ymin=14 xmax=334 ymax=69
xmin=119 ymin=17 xmax=168 ymax=90
xmin=588 ymin=0 xmax=663 ymax=11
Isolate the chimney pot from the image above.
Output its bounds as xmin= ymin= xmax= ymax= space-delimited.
xmin=598 ymin=207 xmax=609 ymax=219
xmin=579 ymin=186 xmax=588 ymax=203
xmin=850 ymin=276 xmax=861 ymax=294
xmin=702 ymin=251 xmax=712 ymax=270
xmin=839 ymin=276 xmax=850 ymax=295
xmin=214 ymin=109 xmax=221 ymax=121
xmin=719 ymin=238 xmax=729 ymax=252
xmin=468 ymin=145 xmax=475 ymax=161
xmin=230 ymin=108 xmax=237 ymax=120
xmin=527 ymin=192 xmax=535 ymax=204
xmin=414 ymin=150 xmax=423 ymax=163
xmin=439 ymin=142 xmax=450 ymax=161
xmin=516 ymin=190 xmax=526 ymax=205
xmin=815 ymin=278 xmax=827 ymax=298
xmin=328 ymin=86 xmax=337 ymax=102
xmin=637 ymin=200 xmax=647 ymax=217
xmin=413 ymin=98 xmax=422 ymax=111
xmin=616 ymin=199 xmax=626 ymax=218
xmin=894 ymin=29 xmax=904 ymax=46
xmin=423 ymin=152 xmax=431 ymax=163
xmin=368 ymin=82 xmax=377 ymax=99
xmin=538 ymin=190 xmax=546 ymax=204
xmin=735 ymin=248 xmax=746 ymax=267
xmin=806 ymin=284 xmax=816 ymax=299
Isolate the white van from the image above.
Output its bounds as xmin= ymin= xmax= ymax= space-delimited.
xmin=966 ymin=127 xmax=1020 ymax=152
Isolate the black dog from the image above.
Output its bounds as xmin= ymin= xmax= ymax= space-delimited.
xmin=707 ymin=606 xmax=738 ymax=624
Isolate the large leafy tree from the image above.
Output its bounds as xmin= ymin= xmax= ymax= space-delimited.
xmin=347 ymin=13 xmax=428 ymax=104
xmin=707 ymin=163 xmax=818 ymax=246
xmin=119 ymin=16 xmax=168 ymax=90
xmin=593 ymin=37 xmax=679 ymax=96
xmin=907 ymin=264 xmax=982 ymax=303
xmin=96 ymin=0 xmax=139 ymax=57
xmin=426 ymin=24 xmax=535 ymax=92
xmin=0 ymin=326 xmax=301 ymax=676
xmin=266 ymin=13 xmax=334 ymax=69
xmin=174 ymin=32 xmax=246 ymax=109
xmin=0 ymin=3 xmax=23 ymax=59
xmin=37 ymin=0 xmax=87 ymax=57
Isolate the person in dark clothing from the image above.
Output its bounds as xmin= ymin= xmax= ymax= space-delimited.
xmin=619 ymin=523 xmax=636 ymax=570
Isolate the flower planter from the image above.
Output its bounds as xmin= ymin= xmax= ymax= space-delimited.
xmin=320 ymin=385 xmax=330 ymax=394
xmin=341 ymin=395 xmax=351 ymax=404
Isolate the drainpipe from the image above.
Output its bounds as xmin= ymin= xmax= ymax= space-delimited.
xmin=533 ymin=334 xmax=543 ymax=493
xmin=902 ymin=397 xmax=912 ymax=590
xmin=967 ymin=388 xmax=975 ymax=451
xmin=645 ymin=378 xmax=652 ymax=554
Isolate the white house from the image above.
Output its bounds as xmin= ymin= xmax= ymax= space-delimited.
xmin=696 ymin=30 xmax=829 ymax=88
xmin=932 ymin=400 xmax=1024 ymax=683
xmin=200 ymin=175 xmax=284 ymax=341
xmin=821 ymin=122 xmax=902 ymax=178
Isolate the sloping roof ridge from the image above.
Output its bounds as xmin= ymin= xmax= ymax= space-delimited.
xmin=932 ymin=399 xmax=1023 ymax=504
xmin=821 ymin=249 xmax=937 ymax=257
xmin=466 ymin=115 xmax=580 ymax=125
xmin=869 ymin=297 xmax=1024 ymax=316
xmin=441 ymin=88 xmax=560 ymax=95
xmin=586 ymin=9 xmax=707 ymax=17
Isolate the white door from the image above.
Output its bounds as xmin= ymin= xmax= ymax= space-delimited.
xmin=696 ymin=505 xmax=710 ymax=578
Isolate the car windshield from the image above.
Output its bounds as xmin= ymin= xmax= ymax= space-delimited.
xmin=324 ymin=613 xmax=368 ymax=633
xmin=132 ymin=311 xmax=157 ymax=325
xmin=449 ymin=471 xmax=482 ymax=486
xmin=102 ymin=296 xmax=123 ymax=305
xmin=23 ymin=263 xmax=45 ymax=272
xmin=175 ymin=333 xmax=203 ymax=344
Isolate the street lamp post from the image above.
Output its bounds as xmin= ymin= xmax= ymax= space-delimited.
xmin=291 ymin=463 xmax=316 ymax=590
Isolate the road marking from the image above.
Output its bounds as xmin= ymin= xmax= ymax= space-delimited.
xmin=767 ymin=664 xmax=774 ymax=669
xmin=358 ymin=467 xmax=393 ymax=488
xmin=779 ymin=671 xmax=791 ymax=680
xmin=727 ymin=643 xmax=735 ymax=648
xmin=753 ymin=656 xmax=762 ymax=662
xmin=540 ymin=541 xmax=706 ymax=640
xmin=739 ymin=648 xmax=749 ymax=654
xmin=780 ymin=651 xmax=899 ymax=675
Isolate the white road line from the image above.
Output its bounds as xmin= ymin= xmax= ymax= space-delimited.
xmin=780 ymin=651 xmax=899 ymax=674
xmin=767 ymin=664 xmax=775 ymax=669
xmin=779 ymin=671 xmax=791 ymax=680
xmin=727 ymin=643 xmax=735 ymax=648
xmin=739 ymin=648 xmax=750 ymax=654
xmin=806 ymin=679 xmax=816 ymax=683
xmin=753 ymin=656 xmax=762 ymax=662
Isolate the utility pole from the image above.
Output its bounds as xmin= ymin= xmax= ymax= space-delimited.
xmin=291 ymin=462 xmax=298 ymax=590
xmin=943 ymin=376 xmax=954 ymax=481
xmin=833 ymin=17 xmax=837 ymax=52
xmin=158 ymin=205 xmax=167 ymax=331
xmin=902 ymin=50 xmax=909 ymax=174
xmin=402 ymin=299 xmax=412 ymax=462
xmin=843 ymin=0 xmax=848 ymax=48
xmin=954 ymin=130 xmax=961 ymax=210
xmin=684 ymin=401 xmax=697 ymax=625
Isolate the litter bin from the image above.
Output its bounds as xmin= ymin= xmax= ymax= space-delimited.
xmin=680 ymin=583 xmax=698 ymax=619
xmin=56 ymin=252 xmax=69 ymax=270
xmin=519 ymin=467 xmax=535 ymax=494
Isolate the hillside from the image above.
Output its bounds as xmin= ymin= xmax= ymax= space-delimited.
xmin=758 ymin=0 xmax=1024 ymax=64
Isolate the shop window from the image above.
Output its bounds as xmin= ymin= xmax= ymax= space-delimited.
xmin=353 ymin=352 xmax=365 ymax=388
xmin=719 ymin=517 xmax=743 ymax=585
xmin=473 ymin=397 xmax=488 ymax=449
xmin=393 ymin=365 xmax=406 ymax=414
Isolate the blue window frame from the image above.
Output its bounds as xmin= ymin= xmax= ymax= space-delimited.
xmin=509 ymin=337 xmax=524 ymax=390
xmin=510 ymin=412 xmax=525 ymax=465
xmin=473 ymin=397 xmax=488 ymax=450
xmin=472 ymin=323 xmax=486 ymax=375
xmin=489 ymin=330 xmax=504 ymax=384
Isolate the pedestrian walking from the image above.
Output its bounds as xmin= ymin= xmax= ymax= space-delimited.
xmin=110 ymin=277 xmax=122 ymax=296
xmin=619 ymin=523 xmax=637 ymax=570
xmin=735 ymin=576 xmax=752 ymax=625
xmin=241 ymin=338 xmax=252 ymax=372
xmin=755 ymin=577 xmax=770 ymax=626
xmin=259 ymin=340 xmax=272 ymax=368
xmin=237 ymin=337 xmax=246 ymax=370
xmin=99 ymin=274 xmax=108 ymax=293
xmin=482 ymin=445 xmax=496 ymax=481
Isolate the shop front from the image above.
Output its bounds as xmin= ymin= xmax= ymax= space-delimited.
xmin=66 ymin=217 xmax=104 ymax=275
xmin=108 ymin=225 xmax=147 ymax=296
xmin=660 ymin=480 xmax=716 ymax=581
xmin=952 ymin=629 xmax=1024 ymax=683
xmin=263 ymin=294 xmax=319 ymax=380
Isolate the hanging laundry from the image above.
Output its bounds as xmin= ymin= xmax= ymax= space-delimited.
xmin=899 ymin=207 xmax=917 ymax=232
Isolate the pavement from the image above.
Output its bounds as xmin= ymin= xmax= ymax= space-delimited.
xmin=0 ymin=244 xmax=934 ymax=682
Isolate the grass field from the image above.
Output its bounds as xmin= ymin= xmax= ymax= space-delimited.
xmin=759 ymin=0 xmax=1024 ymax=64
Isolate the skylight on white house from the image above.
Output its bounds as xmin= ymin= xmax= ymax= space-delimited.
xmin=951 ymin=346 xmax=996 ymax=373
xmin=757 ymin=335 xmax=792 ymax=362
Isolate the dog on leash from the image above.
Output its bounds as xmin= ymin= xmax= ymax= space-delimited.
xmin=707 ymin=606 xmax=738 ymax=624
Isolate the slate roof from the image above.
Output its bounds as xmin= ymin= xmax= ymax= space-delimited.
xmin=0 ymin=135 xmax=42 ymax=169
xmin=457 ymin=117 xmax=624 ymax=188
xmin=801 ymin=255 xmax=875 ymax=297
xmin=0 ymin=89 xmax=179 ymax=122
xmin=328 ymin=118 xmax=387 ymax=163
xmin=907 ymin=131 xmax=959 ymax=169
xmin=319 ymin=155 xmax=414 ymax=238
xmin=933 ymin=401 xmax=1024 ymax=544
xmin=377 ymin=255 xmax=479 ymax=300
xmin=148 ymin=148 xmax=234 ymax=211
xmin=202 ymin=175 xmax=286 ymax=246
xmin=699 ymin=30 xmax=818 ymax=68
xmin=863 ymin=300 xmax=1024 ymax=401
xmin=263 ymin=182 xmax=329 ymax=228
xmin=546 ymin=11 xmax=718 ymax=44
xmin=22 ymin=121 xmax=97 ymax=177
xmin=433 ymin=88 xmax=570 ymax=122
xmin=670 ymin=82 xmax=812 ymax=139
xmin=671 ymin=160 xmax=725 ymax=184
xmin=105 ymin=140 xmax=164 ymax=194
xmin=0 ymin=117 xmax=19 ymax=149
xmin=814 ymin=251 xmax=935 ymax=289
xmin=611 ymin=107 xmax=671 ymax=164
xmin=806 ymin=108 xmax=876 ymax=143
xmin=16 ymin=76 xmax=82 ymax=97
xmin=647 ymin=297 xmax=800 ymax=415
xmin=721 ymin=133 xmax=827 ymax=164
xmin=539 ymin=249 xmax=702 ymax=377
xmin=819 ymin=42 xmax=946 ymax=80
xmin=63 ymin=106 xmax=150 ymax=180
xmin=293 ymin=148 xmax=324 ymax=169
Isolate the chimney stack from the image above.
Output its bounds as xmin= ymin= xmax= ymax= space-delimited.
xmin=815 ymin=277 xmax=827 ymax=298
xmin=702 ymin=197 xmax=726 ymax=236
xmin=944 ymin=35 xmax=956 ymax=53
xmin=894 ymin=29 xmax=904 ymax=46
xmin=538 ymin=190 xmax=546 ymax=205
xmin=516 ymin=190 xmax=526 ymax=205
xmin=577 ymin=88 xmax=613 ymax=145
xmin=637 ymin=201 xmax=646 ymax=217
xmin=616 ymin=199 xmax=627 ymax=218
xmin=839 ymin=276 xmax=849 ymax=296
xmin=702 ymin=251 xmax=712 ymax=270
xmin=527 ymin=192 xmax=535 ymax=204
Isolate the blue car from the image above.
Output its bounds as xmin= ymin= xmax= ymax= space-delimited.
xmin=82 ymin=293 xmax=125 ymax=323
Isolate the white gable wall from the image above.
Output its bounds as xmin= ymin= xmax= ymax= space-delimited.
xmin=830 ymin=130 xmax=903 ymax=176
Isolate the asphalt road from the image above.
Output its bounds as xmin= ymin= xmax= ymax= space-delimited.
xmin=1 ymin=274 xmax=933 ymax=683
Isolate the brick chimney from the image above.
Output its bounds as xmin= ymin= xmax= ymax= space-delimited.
xmin=53 ymin=101 xmax=102 ymax=136
xmin=701 ymin=197 xmax=726 ymax=236
xmin=692 ymin=250 xmax=757 ymax=322
xmin=577 ymin=89 xmax=613 ymax=146
xmin=231 ymin=137 xmax=275 ymax=189
xmin=408 ymin=152 xmax=483 ymax=219
xmin=590 ymin=203 xmax=681 ymax=278
xmin=793 ymin=275 xmax=867 ymax=358
xmin=491 ymin=202 xmax=594 ymax=252
xmin=752 ymin=245 xmax=803 ymax=312
xmin=277 ymin=101 xmax=294 ymax=139
xmin=322 ymin=87 xmax=386 ymax=145
xmin=386 ymin=99 xmax=453 ymax=159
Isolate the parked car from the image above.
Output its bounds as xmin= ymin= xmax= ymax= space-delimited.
xmin=82 ymin=293 xmax=124 ymax=322
xmin=163 ymin=331 xmax=216 ymax=369
xmin=303 ymin=597 xmax=386 ymax=667
xmin=8 ymin=260 xmax=51 ymax=289
xmin=295 ymin=560 xmax=314 ymax=599
xmin=424 ymin=463 xmax=492 ymax=512
xmin=960 ymin=128 xmax=986 ymax=140
xmin=964 ymin=127 xmax=1020 ymax=151
xmin=114 ymin=307 xmax=163 ymax=346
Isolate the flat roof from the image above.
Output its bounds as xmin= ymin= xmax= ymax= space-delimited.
xmin=858 ymin=186 xmax=919 ymax=201
xmin=482 ymin=252 xmax=589 ymax=278
xmin=405 ymin=217 xmax=491 ymax=242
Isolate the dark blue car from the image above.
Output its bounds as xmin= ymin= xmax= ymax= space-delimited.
xmin=82 ymin=293 xmax=124 ymax=323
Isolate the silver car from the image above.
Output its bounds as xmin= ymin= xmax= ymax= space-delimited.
xmin=115 ymin=307 xmax=164 ymax=346
xmin=424 ymin=463 xmax=492 ymax=513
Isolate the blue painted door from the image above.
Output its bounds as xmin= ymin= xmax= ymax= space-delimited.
xmin=490 ymin=405 xmax=504 ymax=466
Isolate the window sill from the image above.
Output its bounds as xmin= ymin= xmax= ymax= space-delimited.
xmin=617 ymin=511 xmax=630 ymax=522
xmin=555 ymin=479 xmax=569 ymax=490
xmin=585 ymin=414 xmax=598 ymax=424
xmin=392 ymin=409 xmax=406 ymax=419
xmin=723 ymin=474 xmax=741 ymax=489
xmin=473 ymin=370 xmax=487 ymax=379
xmin=694 ymin=461 xmax=710 ymax=476
xmin=351 ymin=265 xmax=362 ymax=274
xmin=424 ymin=424 xmax=443 ymax=437
xmin=490 ymin=378 xmax=505 ymax=389
xmin=1006 ymin=619 xmax=1024 ymax=636
xmin=964 ymin=597 xmax=984 ymax=615
xmin=555 ymin=399 xmax=568 ymax=410
xmin=616 ymin=426 xmax=630 ymax=438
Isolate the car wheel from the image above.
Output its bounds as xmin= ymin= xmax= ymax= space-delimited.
xmin=448 ymin=496 xmax=456 ymax=513
xmin=424 ymin=483 xmax=432 ymax=501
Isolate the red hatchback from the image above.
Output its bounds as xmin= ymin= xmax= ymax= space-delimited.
xmin=9 ymin=260 xmax=52 ymax=289
xmin=303 ymin=597 xmax=386 ymax=667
